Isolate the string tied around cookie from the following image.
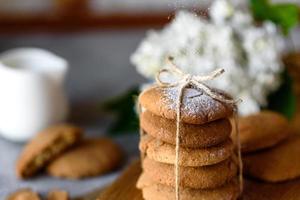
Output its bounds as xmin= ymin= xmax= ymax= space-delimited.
xmin=155 ymin=56 xmax=243 ymax=200
xmin=156 ymin=57 xmax=240 ymax=105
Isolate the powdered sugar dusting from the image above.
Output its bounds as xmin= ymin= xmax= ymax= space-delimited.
xmin=162 ymin=86 xmax=233 ymax=122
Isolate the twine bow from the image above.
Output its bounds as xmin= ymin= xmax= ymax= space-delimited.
xmin=154 ymin=56 xmax=243 ymax=200
xmin=156 ymin=56 xmax=239 ymax=105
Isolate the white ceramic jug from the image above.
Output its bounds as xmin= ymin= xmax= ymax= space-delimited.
xmin=0 ymin=48 xmax=69 ymax=142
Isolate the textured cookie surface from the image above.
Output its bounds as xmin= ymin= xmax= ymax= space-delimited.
xmin=47 ymin=138 xmax=123 ymax=179
xmin=141 ymin=111 xmax=232 ymax=148
xmin=16 ymin=124 xmax=83 ymax=179
xmin=137 ymin=173 xmax=239 ymax=200
xmin=47 ymin=189 xmax=69 ymax=200
xmin=140 ymin=134 xmax=233 ymax=167
xmin=239 ymin=111 xmax=290 ymax=153
xmin=139 ymin=86 xmax=234 ymax=124
xmin=243 ymin=134 xmax=300 ymax=182
xmin=142 ymin=157 xmax=237 ymax=189
xmin=7 ymin=189 xmax=40 ymax=200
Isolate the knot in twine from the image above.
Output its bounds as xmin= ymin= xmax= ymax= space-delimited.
xmin=154 ymin=56 xmax=243 ymax=200
xmin=156 ymin=57 xmax=240 ymax=105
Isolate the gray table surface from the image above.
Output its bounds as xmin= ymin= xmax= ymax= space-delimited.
xmin=0 ymin=132 xmax=140 ymax=199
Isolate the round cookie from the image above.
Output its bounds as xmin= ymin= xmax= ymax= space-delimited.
xmin=239 ymin=111 xmax=291 ymax=153
xmin=139 ymin=86 xmax=234 ymax=125
xmin=243 ymin=134 xmax=300 ymax=182
xmin=16 ymin=124 xmax=83 ymax=179
xmin=47 ymin=138 xmax=123 ymax=179
xmin=47 ymin=189 xmax=69 ymax=200
xmin=142 ymin=157 xmax=238 ymax=189
xmin=140 ymin=134 xmax=233 ymax=167
xmin=7 ymin=189 xmax=40 ymax=200
xmin=137 ymin=173 xmax=240 ymax=200
xmin=141 ymin=110 xmax=232 ymax=148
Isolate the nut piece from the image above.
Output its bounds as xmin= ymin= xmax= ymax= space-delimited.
xmin=7 ymin=188 xmax=40 ymax=200
xmin=47 ymin=189 xmax=69 ymax=200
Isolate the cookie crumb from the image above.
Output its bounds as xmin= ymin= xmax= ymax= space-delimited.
xmin=47 ymin=189 xmax=69 ymax=200
xmin=6 ymin=188 xmax=40 ymax=200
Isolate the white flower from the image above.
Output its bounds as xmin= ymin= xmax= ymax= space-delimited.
xmin=131 ymin=0 xmax=285 ymax=116
xmin=210 ymin=0 xmax=235 ymax=24
xmin=210 ymin=0 xmax=253 ymax=28
xmin=239 ymin=92 xmax=261 ymax=115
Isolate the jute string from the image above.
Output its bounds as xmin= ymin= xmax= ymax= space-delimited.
xmin=137 ymin=103 xmax=146 ymax=161
xmin=233 ymin=109 xmax=243 ymax=193
xmin=153 ymin=56 xmax=243 ymax=200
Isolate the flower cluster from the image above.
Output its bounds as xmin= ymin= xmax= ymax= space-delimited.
xmin=131 ymin=0 xmax=284 ymax=115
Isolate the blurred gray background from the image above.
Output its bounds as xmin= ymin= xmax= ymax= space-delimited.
xmin=0 ymin=30 xmax=147 ymax=103
xmin=0 ymin=27 xmax=299 ymax=105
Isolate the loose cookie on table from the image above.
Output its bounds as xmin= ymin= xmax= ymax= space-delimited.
xmin=16 ymin=124 xmax=83 ymax=179
xmin=139 ymin=86 xmax=234 ymax=124
xmin=141 ymin=110 xmax=232 ymax=148
xmin=137 ymin=173 xmax=240 ymax=200
xmin=47 ymin=189 xmax=69 ymax=200
xmin=239 ymin=111 xmax=290 ymax=153
xmin=47 ymin=138 xmax=123 ymax=179
xmin=243 ymin=178 xmax=300 ymax=200
xmin=244 ymin=134 xmax=300 ymax=182
xmin=142 ymin=157 xmax=238 ymax=189
xmin=7 ymin=189 xmax=40 ymax=200
xmin=140 ymin=134 xmax=233 ymax=167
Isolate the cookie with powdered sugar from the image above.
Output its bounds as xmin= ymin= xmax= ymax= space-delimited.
xmin=140 ymin=134 xmax=233 ymax=167
xmin=141 ymin=110 xmax=231 ymax=148
xmin=142 ymin=157 xmax=238 ymax=189
xmin=139 ymin=86 xmax=234 ymax=125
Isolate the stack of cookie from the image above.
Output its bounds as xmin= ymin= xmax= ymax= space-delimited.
xmin=137 ymin=86 xmax=241 ymax=200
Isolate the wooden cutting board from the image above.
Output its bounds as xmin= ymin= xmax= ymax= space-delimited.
xmin=97 ymin=159 xmax=300 ymax=200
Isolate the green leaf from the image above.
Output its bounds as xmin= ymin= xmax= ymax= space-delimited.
xmin=271 ymin=4 xmax=299 ymax=34
xmin=266 ymin=70 xmax=296 ymax=120
xmin=101 ymin=87 xmax=140 ymax=135
xmin=250 ymin=0 xmax=299 ymax=34
xmin=250 ymin=0 xmax=270 ymax=21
